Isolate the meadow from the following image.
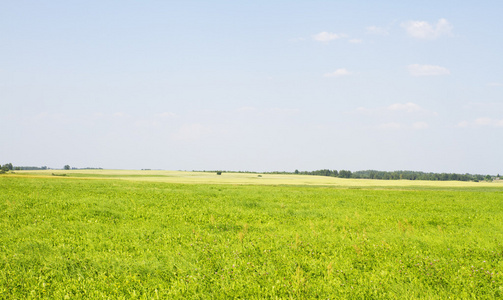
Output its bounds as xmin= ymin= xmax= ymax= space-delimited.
xmin=1 ymin=170 xmax=502 ymax=299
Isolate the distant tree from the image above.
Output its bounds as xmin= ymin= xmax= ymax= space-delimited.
xmin=1 ymin=164 xmax=10 ymax=173
xmin=216 ymin=171 xmax=222 ymax=175
xmin=64 ymin=165 xmax=71 ymax=170
xmin=294 ymin=169 xmax=299 ymax=174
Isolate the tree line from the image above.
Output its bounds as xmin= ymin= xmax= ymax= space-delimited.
xmin=1 ymin=163 xmax=48 ymax=172
xmin=2 ymin=162 xmax=498 ymax=182
xmin=0 ymin=163 xmax=102 ymax=173
xmin=289 ymin=169 xmax=496 ymax=182
xmin=201 ymin=169 xmax=497 ymax=182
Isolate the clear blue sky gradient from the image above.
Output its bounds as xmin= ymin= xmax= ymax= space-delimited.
xmin=1 ymin=1 xmax=502 ymax=174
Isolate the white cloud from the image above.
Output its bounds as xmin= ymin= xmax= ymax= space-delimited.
xmin=474 ymin=117 xmax=493 ymax=126
xmin=354 ymin=102 xmax=435 ymax=115
xmin=457 ymin=117 xmax=503 ymax=128
xmin=379 ymin=122 xmax=402 ymax=130
xmin=462 ymin=102 xmax=503 ymax=111
xmin=387 ymin=102 xmax=424 ymax=113
xmin=236 ymin=106 xmax=257 ymax=113
xmin=408 ymin=64 xmax=450 ymax=76
xmin=171 ymin=123 xmax=211 ymax=141
xmin=355 ymin=107 xmax=372 ymax=114
xmin=312 ymin=31 xmax=346 ymax=42
xmin=366 ymin=26 xmax=389 ymax=36
xmin=324 ymin=68 xmax=352 ymax=77
xmin=401 ymin=18 xmax=453 ymax=39
xmin=235 ymin=107 xmax=299 ymax=116
xmin=349 ymin=39 xmax=363 ymax=44
xmin=134 ymin=119 xmax=161 ymax=129
xmin=456 ymin=121 xmax=469 ymax=128
xmin=112 ymin=112 xmax=127 ymax=118
xmin=156 ymin=112 xmax=176 ymax=118
xmin=413 ymin=122 xmax=429 ymax=129
xmin=379 ymin=121 xmax=430 ymax=130
xmin=267 ymin=108 xmax=300 ymax=116
xmin=392 ymin=102 xmax=438 ymax=116
xmin=486 ymin=82 xmax=503 ymax=87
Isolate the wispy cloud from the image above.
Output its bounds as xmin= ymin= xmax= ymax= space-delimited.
xmin=354 ymin=103 xmax=436 ymax=131
xmin=379 ymin=122 xmax=402 ymax=130
xmin=92 ymin=112 xmax=130 ymax=119
xmin=377 ymin=122 xmax=430 ymax=130
xmin=324 ymin=68 xmax=352 ymax=77
xmin=171 ymin=123 xmax=211 ymax=141
xmin=486 ymin=82 xmax=503 ymax=87
xmin=112 ymin=112 xmax=128 ymax=118
xmin=408 ymin=64 xmax=450 ymax=76
xmin=388 ymin=102 xmax=424 ymax=113
xmin=366 ymin=26 xmax=389 ymax=36
xmin=462 ymin=102 xmax=503 ymax=113
xmin=155 ymin=112 xmax=176 ymax=118
xmin=412 ymin=122 xmax=429 ymax=129
xmin=236 ymin=106 xmax=257 ymax=113
xmin=379 ymin=121 xmax=430 ymax=130
xmin=349 ymin=38 xmax=363 ymax=44
xmin=312 ymin=31 xmax=347 ymax=42
xmin=456 ymin=121 xmax=470 ymax=128
xmin=235 ymin=106 xmax=299 ymax=116
xmin=267 ymin=108 xmax=301 ymax=116
xmin=401 ymin=18 xmax=453 ymax=39
xmin=457 ymin=117 xmax=503 ymax=128
xmin=389 ymin=102 xmax=438 ymax=116
xmin=355 ymin=102 xmax=436 ymax=116
xmin=354 ymin=107 xmax=372 ymax=114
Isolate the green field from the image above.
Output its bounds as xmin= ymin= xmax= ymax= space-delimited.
xmin=1 ymin=171 xmax=502 ymax=299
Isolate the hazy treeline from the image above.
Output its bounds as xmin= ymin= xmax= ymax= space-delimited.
xmin=0 ymin=163 xmax=102 ymax=172
xmin=14 ymin=166 xmax=48 ymax=170
xmin=201 ymin=169 xmax=497 ymax=182
xmin=2 ymin=163 xmax=497 ymax=182
xmin=1 ymin=163 xmax=49 ymax=171
xmin=288 ymin=169 xmax=495 ymax=182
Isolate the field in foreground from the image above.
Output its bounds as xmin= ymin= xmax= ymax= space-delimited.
xmin=1 ymin=172 xmax=502 ymax=298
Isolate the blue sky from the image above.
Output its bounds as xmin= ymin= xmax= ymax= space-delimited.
xmin=1 ymin=1 xmax=502 ymax=174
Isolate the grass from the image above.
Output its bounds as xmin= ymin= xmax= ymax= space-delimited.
xmin=1 ymin=171 xmax=502 ymax=298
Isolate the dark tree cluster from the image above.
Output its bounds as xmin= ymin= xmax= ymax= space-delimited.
xmin=0 ymin=163 xmax=13 ymax=173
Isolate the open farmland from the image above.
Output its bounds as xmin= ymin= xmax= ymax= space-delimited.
xmin=1 ymin=171 xmax=502 ymax=298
